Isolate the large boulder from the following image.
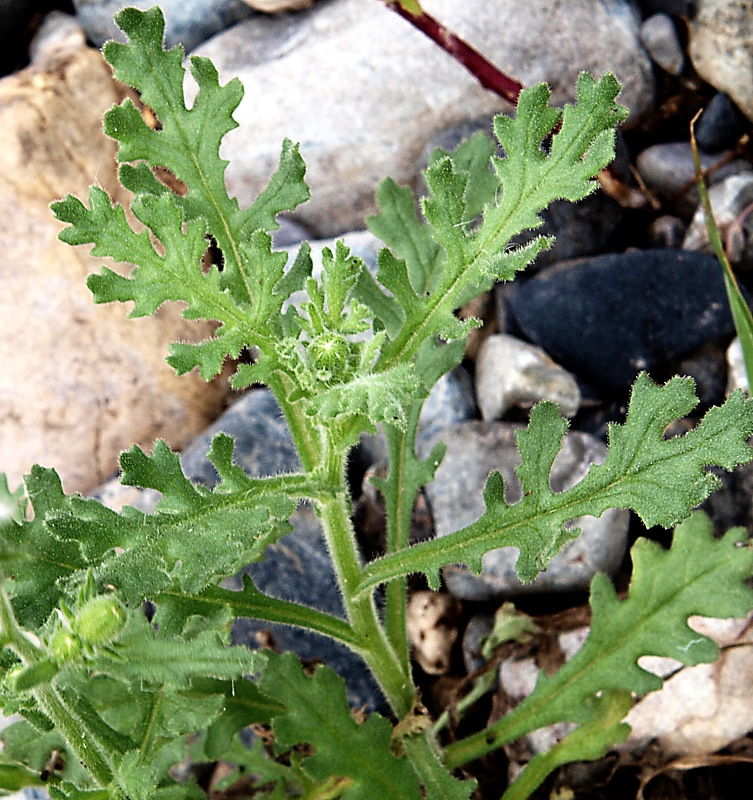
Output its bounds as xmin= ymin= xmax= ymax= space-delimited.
xmin=0 ymin=33 xmax=228 ymax=493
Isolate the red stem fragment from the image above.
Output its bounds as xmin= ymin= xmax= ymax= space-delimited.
xmin=383 ymin=1 xmax=523 ymax=106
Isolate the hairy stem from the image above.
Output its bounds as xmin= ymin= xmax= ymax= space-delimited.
xmin=314 ymin=449 xmax=415 ymax=717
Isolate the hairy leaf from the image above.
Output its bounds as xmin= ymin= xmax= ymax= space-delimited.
xmin=444 ymin=512 xmax=753 ymax=768
xmin=374 ymin=72 xmax=626 ymax=369
xmin=261 ymin=653 xmax=421 ymax=799
xmin=357 ymin=374 xmax=753 ymax=592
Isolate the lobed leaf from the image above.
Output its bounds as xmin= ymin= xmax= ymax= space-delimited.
xmin=357 ymin=374 xmax=753 ymax=592
xmin=260 ymin=652 xmax=421 ymax=799
xmin=444 ymin=511 xmax=753 ymax=770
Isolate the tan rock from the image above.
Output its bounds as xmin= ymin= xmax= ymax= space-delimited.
xmin=0 ymin=39 xmax=228 ymax=494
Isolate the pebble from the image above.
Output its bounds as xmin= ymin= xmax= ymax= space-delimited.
xmin=694 ymin=92 xmax=749 ymax=154
xmin=648 ymin=214 xmax=686 ymax=248
xmin=475 ymin=334 xmax=581 ymax=421
xmin=419 ymin=422 xmax=630 ymax=600
xmin=635 ymin=142 xmax=751 ymax=215
xmin=29 ymin=12 xmax=87 ymax=64
xmin=509 ymin=249 xmax=739 ymax=390
xmin=191 ymin=0 xmax=654 ymax=236
xmin=640 ymin=13 xmax=684 ymax=75
xmin=689 ymin=0 xmax=753 ymax=123
xmin=726 ymin=337 xmax=750 ymax=396
xmin=406 ymin=591 xmax=460 ymax=675
xmin=71 ymin=0 xmax=257 ymax=51
xmin=683 ymin=172 xmax=753 ymax=268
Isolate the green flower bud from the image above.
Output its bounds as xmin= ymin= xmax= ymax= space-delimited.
xmin=74 ymin=595 xmax=127 ymax=647
xmin=308 ymin=334 xmax=351 ymax=384
xmin=49 ymin=628 xmax=82 ymax=663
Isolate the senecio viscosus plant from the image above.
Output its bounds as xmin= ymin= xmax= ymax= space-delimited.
xmin=1 ymin=7 xmax=753 ymax=799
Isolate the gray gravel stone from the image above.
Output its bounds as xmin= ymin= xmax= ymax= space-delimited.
xmin=640 ymin=13 xmax=684 ymax=75
xmin=420 ymin=422 xmax=630 ymax=599
xmin=636 ymin=142 xmax=751 ymax=214
xmin=72 ymin=0 xmax=256 ymax=51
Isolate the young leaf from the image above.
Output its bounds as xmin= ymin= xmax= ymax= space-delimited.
xmin=444 ymin=511 xmax=753 ymax=768
xmin=375 ymin=72 xmax=627 ymax=369
xmin=102 ymin=7 xmax=309 ymax=301
xmin=357 ymin=374 xmax=753 ymax=592
xmin=91 ymin=613 xmax=263 ymax=686
xmin=260 ymin=652 xmax=422 ymax=799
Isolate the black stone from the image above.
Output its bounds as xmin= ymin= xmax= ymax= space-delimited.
xmin=695 ymin=93 xmax=749 ymax=155
xmin=509 ymin=249 xmax=740 ymax=390
xmin=638 ymin=0 xmax=694 ymax=17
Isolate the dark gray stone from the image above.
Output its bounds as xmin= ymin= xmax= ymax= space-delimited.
xmin=0 ymin=0 xmax=34 ymax=75
xmin=509 ymin=249 xmax=742 ymax=390
xmin=695 ymin=92 xmax=749 ymax=154
xmin=180 ymin=388 xmax=300 ymax=485
xmin=72 ymin=0 xmax=256 ymax=51
xmin=636 ymin=142 xmax=751 ymax=215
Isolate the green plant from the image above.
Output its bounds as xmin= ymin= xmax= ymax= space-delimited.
xmin=1 ymin=7 xmax=753 ymax=799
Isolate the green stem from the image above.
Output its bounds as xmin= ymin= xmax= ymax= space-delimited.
xmin=315 ymin=452 xmax=415 ymax=717
xmin=0 ymin=589 xmax=117 ymax=789
xmin=171 ymin=584 xmax=363 ymax=650
xmin=381 ymin=424 xmax=416 ymax=677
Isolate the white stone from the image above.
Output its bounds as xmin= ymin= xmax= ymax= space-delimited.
xmin=475 ymin=333 xmax=581 ymax=420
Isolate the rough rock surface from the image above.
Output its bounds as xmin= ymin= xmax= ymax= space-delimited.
xmin=0 ymin=40 xmax=227 ymax=493
xmin=475 ymin=334 xmax=581 ymax=420
xmin=689 ymin=0 xmax=753 ymax=122
xmin=191 ymin=0 xmax=654 ymax=235
xmin=509 ymin=249 xmax=739 ymax=390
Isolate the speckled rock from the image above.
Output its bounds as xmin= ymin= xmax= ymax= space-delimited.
xmin=191 ymin=0 xmax=654 ymax=236
xmin=420 ymin=422 xmax=630 ymax=599
xmin=475 ymin=334 xmax=581 ymax=421
xmin=0 ymin=36 xmax=228 ymax=494
xmin=689 ymin=0 xmax=753 ymax=123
